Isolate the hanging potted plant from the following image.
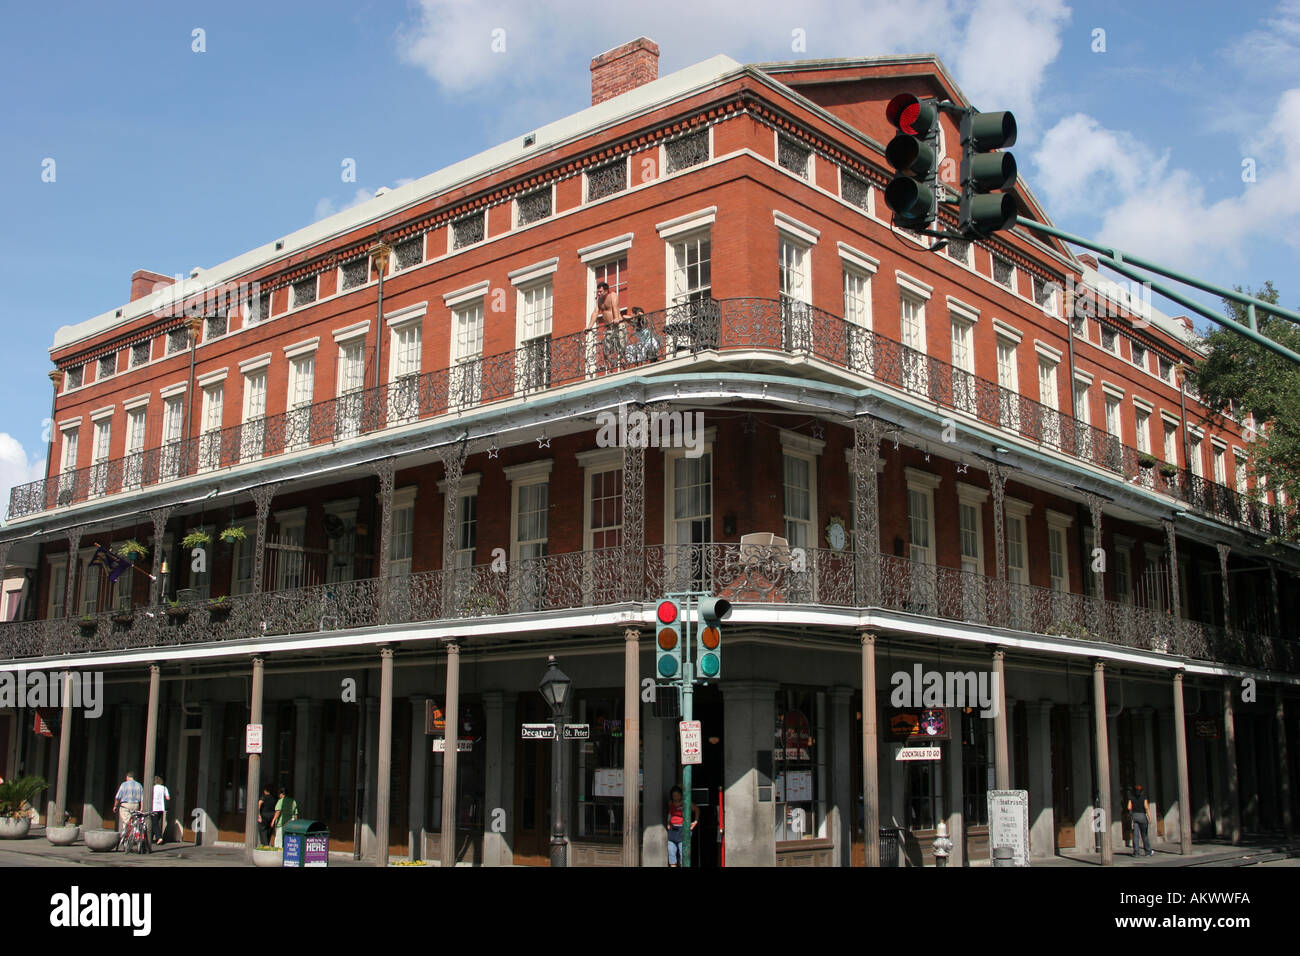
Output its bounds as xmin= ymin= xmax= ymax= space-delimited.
xmin=1137 ymin=453 xmax=1157 ymax=469
xmin=111 ymin=607 xmax=134 ymax=627
xmin=1158 ymin=463 xmax=1180 ymax=480
xmin=166 ymin=599 xmax=190 ymax=622
xmin=219 ymin=525 xmax=247 ymax=545
xmin=119 ymin=539 xmax=148 ymax=562
xmin=207 ymin=594 xmax=232 ymax=621
xmin=0 ymin=775 xmax=46 ymax=839
xmin=181 ymin=529 xmax=211 ymax=550
xmin=78 ymin=615 xmax=98 ymax=636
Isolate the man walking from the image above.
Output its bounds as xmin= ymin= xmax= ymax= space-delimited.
xmin=151 ymin=775 xmax=171 ymax=846
xmin=113 ymin=771 xmax=143 ymax=838
xmin=1128 ymin=783 xmax=1153 ymax=857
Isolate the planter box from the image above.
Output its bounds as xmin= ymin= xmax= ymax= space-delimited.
xmin=253 ymin=848 xmax=282 ymax=868
xmin=47 ymin=825 xmax=80 ymax=846
xmin=85 ymin=828 xmax=121 ymax=852
xmin=0 ymin=816 xmax=30 ymax=839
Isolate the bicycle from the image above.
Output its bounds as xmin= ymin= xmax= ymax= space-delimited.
xmin=118 ymin=809 xmax=152 ymax=854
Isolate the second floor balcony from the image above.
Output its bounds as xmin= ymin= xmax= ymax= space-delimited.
xmin=2 ymin=543 xmax=1295 ymax=675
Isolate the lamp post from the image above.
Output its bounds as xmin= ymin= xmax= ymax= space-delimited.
xmin=538 ymin=655 xmax=572 ymax=868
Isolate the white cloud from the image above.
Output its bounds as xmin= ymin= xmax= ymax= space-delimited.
xmin=0 ymin=434 xmax=45 ymax=527
xmin=314 ymin=187 xmax=381 ymax=222
xmin=395 ymin=0 xmax=1071 ymax=131
xmin=1031 ymin=89 xmax=1300 ymax=272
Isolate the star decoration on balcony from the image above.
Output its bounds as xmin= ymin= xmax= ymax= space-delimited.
xmin=810 ymin=422 xmax=824 ymax=440
xmin=956 ymin=462 xmax=969 ymax=475
xmin=487 ymin=441 xmax=499 ymax=459
xmin=536 ymin=433 xmax=551 ymax=449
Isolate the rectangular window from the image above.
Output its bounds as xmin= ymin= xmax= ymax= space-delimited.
xmin=996 ymin=336 xmax=1020 ymax=429
xmin=1006 ymin=513 xmax=1027 ymax=625
xmin=1135 ymin=408 xmax=1151 ymax=454
xmin=49 ymin=559 xmax=68 ymax=619
xmin=90 ymin=420 xmax=111 ymax=496
xmin=336 ymin=341 xmax=366 ymax=439
xmin=946 ymin=238 xmax=972 ymax=266
xmin=782 ymin=454 xmax=813 ymax=549
xmin=292 ymin=277 xmax=317 ymax=308
xmin=232 ymin=528 xmax=256 ymax=595
xmin=777 ymin=136 xmax=811 ymax=179
xmin=514 ymin=480 xmax=549 ymax=611
xmin=517 ymin=281 xmax=553 ymax=393
xmin=287 ymin=354 xmax=315 ymax=450
xmin=1032 ymin=275 xmax=1055 ymax=310
xmin=340 ymin=257 xmax=369 ymax=291
xmin=585 ymin=158 xmax=627 ymax=202
xmin=325 ymin=508 xmax=357 ymax=584
xmin=1131 ymin=341 xmax=1147 ymax=369
xmin=389 ymin=322 xmax=422 ymax=423
xmin=515 ymin=187 xmax=553 ymax=226
xmin=391 ymin=500 xmax=416 ymax=577
xmin=82 ymin=554 xmax=102 ymax=616
xmin=843 ymin=269 xmax=872 ymax=327
xmin=98 ymin=354 xmax=116 ymax=379
xmin=124 ymin=407 xmax=147 ymax=490
xmin=249 ymin=290 xmax=272 ymax=324
xmin=958 ymin=501 xmax=981 ymax=575
xmin=1105 ymin=396 xmax=1122 ymax=440
xmin=1038 ymin=358 xmax=1060 ymax=446
xmin=779 ymin=239 xmax=812 ymax=352
xmin=670 ymin=235 xmax=711 ymax=307
xmin=993 ymin=255 xmax=1014 ymax=289
xmin=452 ymin=211 xmax=486 ymax=249
xmin=1101 ymin=327 xmax=1118 ymax=353
xmin=453 ymin=492 xmax=477 ymax=570
xmin=1213 ymin=446 xmax=1226 ymax=485
xmin=588 ymin=470 xmax=622 ymax=552
xmin=198 ymin=383 xmax=223 ymax=472
xmin=1048 ymin=526 xmax=1068 ymax=592
xmin=205 ymin=313 xmax=227 ymax=340
xmin=167 ymin=328 xmax=188 ymax=354
xmin=774 ymin=688 xmax=822 ymax=840
xmin=907 ymin=487 xmax=934 ymax=566
xmin=664 ymin=130 xmax=709 ymax=174
xmin=451 ymin=301 xmax=484 ymax=406
xmin=1189 ymin=434 xmax=1203 ymax=477
xmin=900 ymin=295 xmax=928 ymax=394
xmin=274 ymin=520 xmax=306 ymax=591
xmin=161 ymin=396 xmax=184 ymax=479
xmin=669 ymin=451 xmax=713 ymax=591
xmin=950 ymin=316 xmax=975 ymax=413
xmin=131 ymin=341 xmax=151 ymax=367
xmin=241 ymin=370 xmax=268 ymax=462
xmin=1072 ymin=313 xmax=1087 ymax=338
xmin=1164 ymin=423 xmax=1179 ymax=468
xmin=841 ymin=170 xmax=870 ymax=210
xmin=1115 ymin=548 xmax=1132 ymax=605
xmin=667 ymin=235 xmax=713 ymax=353
xmin=1158 ymin=356 xmax=1175 ymax=383
xmin=961 ymin=711 xmax=990 ymax=826
xmin=393 ymin=236 xmax=423 ymax=271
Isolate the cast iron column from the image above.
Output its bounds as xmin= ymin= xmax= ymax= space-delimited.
xmin=440 ymin=642 xmax=461 ymax=867
xmin=1093 ymin=660 xmax=1113 ymax=865
xmin=375 ymin=646 xmax=394 ymax=866
xmin=623 ymin=625 xmax=642 ymax=866
xmin=861 ymin=629 xmax=879 ymax=866
xmin=250 ymin=484 xmax=280 ymax=595
xmin=622 ymin=405 xmax=646 ymax=602
xmin=852 ymin=418 xmax=884 ymax=607
xmin=1173 ymin=671 xmax=1193 ymax=853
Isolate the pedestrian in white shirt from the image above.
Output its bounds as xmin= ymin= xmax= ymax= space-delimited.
xmin=151 ymin=776 xmax=170 ymax=846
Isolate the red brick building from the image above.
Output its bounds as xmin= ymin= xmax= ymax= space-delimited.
xmin=1 ymin=40 xmax=1296 ymax=866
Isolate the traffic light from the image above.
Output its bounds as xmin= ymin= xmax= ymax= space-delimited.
xmin=656 ymin=599 xmax=684 ymax=679
xmin=958 ymin=108 xmax=1018 ymax=237
xmin=695 ymin=597 xmax=732 ymax=679
xmin=883 ymin=93 xmax=940 ymax=231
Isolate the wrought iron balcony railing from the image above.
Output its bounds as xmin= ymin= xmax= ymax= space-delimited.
xmin=17 ymin=298 xmax=1286 ymax=537
xmin=1 ymin=544 xmax=1294 ymax=674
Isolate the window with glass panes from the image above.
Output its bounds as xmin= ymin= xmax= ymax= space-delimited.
xmin=670 ymin=235 xmax=710 ymax=306
xmin=388 ymin=501 xmax=415 ymax=577
xmin=1235 ymin=454 xmax=1248 ymax=496
xmin=1006 ymin=514 xmax=1027 ymax=585
xmin=125 ymin=407 xmax=147 ymax=488
xmin=900 ymin=294 xmax=927 ymax=392
xmin=242 ymin=370 xmax=268 ymax=461
xmin=779 ymin=239 xmax=810 ymax=304
xmin=775 ymin=687 xmax=822 ymax=840
xmin=48 ymin=559 xmax=67 ymax=618
xmin=59 ymin=427 xmax=78 ymax=474
xmin=1164 ymin=422 xmax=1179 ymax=466
xmin=907 ymin=487 xmax=934 ymax=566
xmin=515 ymin=482 xmax=548 ymax=562
xmin=81 ymin=553 xmax=102 ymax=615
xmin=907 ymin=756 xmax=944 ymax=831
xmin=843 ymin=268 xmax=871 ymax=326
xmin=959 ymin=500 xmax=981 ymax=575
xmin=1115 ymin=546 xmax=1132 ymax=604
xmin=996 ymin=337 xmax=1018 ymax=392
xmin=1105 ymin=396 xmax=1122 ymax=439
xmin=91 ymin=419 xmax=111 ymax=482
xmin=1189 ymin=434 xmax=1204 ymax=476
xmin=1048 ymin=524 xmax=1068 ymax=591
xmin=325 ymin=507 xmax=357 ymax=584
xmin=451 ymin=301 xmax=484 ymax=405
xmin=232 ymin=529 xmax=255 ymax=595
xmin=519 ymin=281 xmax=553 ymax=342
xmin=275 ymin=518 xmax=306 ymax=591
xmin=951 ymin=315 xmax=975 ymax=411
xmin=454 ymin=493 xmax=477 ymax=569
xmin=783 ymin=454 xmax=813 ymax=549
xmin=1213 ymin=446 xmax=1226 ymax=485
xmin=391 ymin=323 xmax=421 ymax=380
xmin=961 ymin=710 xmax=989 ymax=825
xmin=574 ymin=692 xmax=636 ymax=840
xmin=671 ymin=453 xmax=712 ymax=546
xmin=1135 ymin=408 xmax=1151 ymax=453
xmin=589 ymin=470 xmax=622 ymax=551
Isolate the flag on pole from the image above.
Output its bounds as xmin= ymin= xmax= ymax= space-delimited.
xmin=33 ymin=710 xmax=53 ymax=737
xmin=90 ymin=544 xmax=133 ymax=584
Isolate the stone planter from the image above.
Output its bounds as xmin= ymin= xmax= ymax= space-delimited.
xmin=47 ymin=824 xmax=80 ymax=846
xmin=85 ymin=828 xmax=121 ymax=852
xmin=0 ymin=816 xmax=31 ymax=839
xmin=253 ymin=848 xmax=282 ymax=868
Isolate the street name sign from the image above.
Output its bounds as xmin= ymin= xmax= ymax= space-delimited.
xmin=563 ymin=724 xmax=591 ymax=739
xmin=521 ymin=723 xmax=556 ymax=739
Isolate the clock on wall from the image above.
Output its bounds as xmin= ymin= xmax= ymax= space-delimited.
xmin=825 ymin=515 xmax=847 ymax=552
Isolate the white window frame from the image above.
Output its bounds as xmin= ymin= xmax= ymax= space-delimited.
xmin=950 ymin=306 xmax=977 ymax=414
xmin=780 ymin=430 xmax=824 ymax=552
xmin=662 ymin=428 xmax=717 ymax=584
xmin=272 ymin=507 xmax=308 ymax=592
xmin=1045 ymin=509 xmax=1073 ymax=594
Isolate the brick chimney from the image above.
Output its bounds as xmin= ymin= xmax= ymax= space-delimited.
xmin=1077 ymin=254 xmax=1099 ymax=270
xmin=590 ymin=38 xmax=659 ymax=106
xmin=131 ymin=268 xmax=174 ymax=302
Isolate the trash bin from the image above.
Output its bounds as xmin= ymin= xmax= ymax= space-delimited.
xmin=282 ymin=819 xmax=329 ymax=868
xmin=992 ymin=846 xmax=1015 ymax=867
xmin=878 ymin=827 xmax=900 ymax=867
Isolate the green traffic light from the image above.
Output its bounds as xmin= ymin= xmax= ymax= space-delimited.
xmin=885 ymin=178 xmax=935 ymax=221
xmin=699 ymin=654 xmax=720 ymax=678
xmin=658 ymin=657 xmax=679 ymax=678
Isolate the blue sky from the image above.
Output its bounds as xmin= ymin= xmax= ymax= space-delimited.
xmin=2 ymin=0 xmax=1298 ymax=509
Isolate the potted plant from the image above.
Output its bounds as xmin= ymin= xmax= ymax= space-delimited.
xmin=1159 ymin=463 xmax=1180 ymax=479
xmin=461 ymin=591 xmax=496 ymax=615
xmin=111 ymin=608 xmax=134 ymax=626
xmin=219 ymin=525 xmax=247 ymax=545
xmin=0 ymin=775 xmax=46 ymax=839
xmin=1137 ymin=453 xmax=1157 ymax=469
xmin=47 ymin=813 xmax=80 ymax=846
xmin=119 ymin=539 xmax=149 ymax=562
xmin=253 ymin=845 xmax=282 ymax=867
xmin=78 ymin=615 xmax=98 ymax=636
xmin=166 ymin=599 xmax=189 ymax=622
xmin=85 ymin=827 xmax=120 ymax=851
xmin=181 ymin=529 xmax=211 ymax=550
xmin=208 ymin=594 xmax=232 ymax=621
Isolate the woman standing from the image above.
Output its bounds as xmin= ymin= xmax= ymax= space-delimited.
xmin=666 ymin=785 xmax=698 ymax=867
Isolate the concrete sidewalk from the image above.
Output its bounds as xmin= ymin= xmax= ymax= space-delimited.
xmin=1035 ymin=835 xmax=1300 ymax=867
xmin=0 ymin=828 xmax=377 ymax=867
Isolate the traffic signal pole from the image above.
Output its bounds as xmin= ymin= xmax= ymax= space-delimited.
xmin=681 ymin=594 xmax=695 ymax=869
xmin=1013 ymin=217 xmax=1300 ymax=368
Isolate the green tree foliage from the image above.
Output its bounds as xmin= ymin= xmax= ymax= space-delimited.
xmin=1191 ymin=281 xmax=1300 ymax=534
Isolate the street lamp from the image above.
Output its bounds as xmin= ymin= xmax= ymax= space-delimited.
xmin=538 ymin=655 xmax=572 ymax=868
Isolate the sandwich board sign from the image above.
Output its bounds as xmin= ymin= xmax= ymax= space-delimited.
xmin=987 ymin=789 xmax=1030 ymax=866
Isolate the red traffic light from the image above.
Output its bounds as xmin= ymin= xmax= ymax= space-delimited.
xmin=886 ymin=93 xmax=934 ymax=137
xmin=657 ymin=600 xmax=679 ymax=624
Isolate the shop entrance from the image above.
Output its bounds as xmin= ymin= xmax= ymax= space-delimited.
xmin=689 ymin=684 xmax=724 ymax=867
xmin=513 ymin=696 xmax=553 ymax=865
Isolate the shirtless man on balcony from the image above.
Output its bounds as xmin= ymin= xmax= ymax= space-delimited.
xmin=588 ymin=281 xmax=622 ymax=372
